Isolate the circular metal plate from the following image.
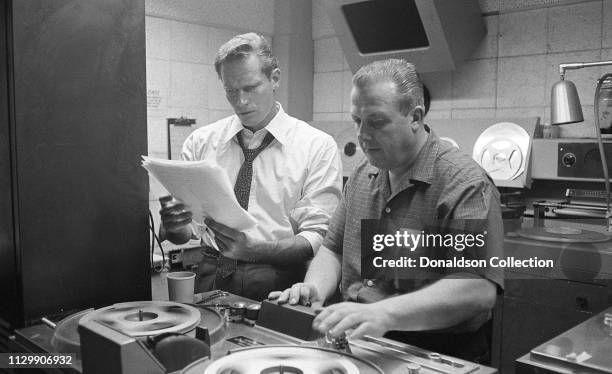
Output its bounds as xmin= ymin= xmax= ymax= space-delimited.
xmin=472 ymin=122 xmax=530 ymax=181
xmin=51 ymin=309 xmax=93 ymax=356
xmin=80 ymin=301 xmax=200 ymax=337
xmin=517 ymin=227 xmax=611 ymax=243
xmin=181 ymin=345 xmax=384 ymax=374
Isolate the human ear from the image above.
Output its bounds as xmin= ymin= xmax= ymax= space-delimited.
xmin=412 ymin=106 xmax=424 ymax=123
xmin=270 ymin=68 xmax=281 ymax=91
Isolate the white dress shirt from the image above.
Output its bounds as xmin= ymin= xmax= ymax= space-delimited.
xmin=181 ymin=104 xmax=342 ymax=254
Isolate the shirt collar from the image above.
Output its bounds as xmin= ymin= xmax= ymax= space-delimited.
xmin=366 ymin=125 xmax=440 ymax=186
xmin=222 ymin=102 xmax=290 ymax=145
xmin=262 ymin=103 xmax=290 ymax=145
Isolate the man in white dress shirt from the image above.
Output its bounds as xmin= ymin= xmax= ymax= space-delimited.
xmin=160 ymin=33 xmax=342 ymax=301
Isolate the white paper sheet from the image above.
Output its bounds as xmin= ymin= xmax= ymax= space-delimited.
xmin=141 ymin=156 xmax=257 ymax=231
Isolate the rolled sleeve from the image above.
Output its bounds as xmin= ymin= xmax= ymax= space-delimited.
xmin=290 ymin=139 xmax=343 ymax=252
xmin=297 ymin=231 xmax=324 ymax=255
xmin=322 ymin=192 xmax=347 ymax=255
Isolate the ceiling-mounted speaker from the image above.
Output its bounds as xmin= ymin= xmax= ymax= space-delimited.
xmin=325 ymin=0 xmax=485 ymax=73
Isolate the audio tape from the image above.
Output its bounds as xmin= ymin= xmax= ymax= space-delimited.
xmin=11 ymin=292 xmax=497 ymax=374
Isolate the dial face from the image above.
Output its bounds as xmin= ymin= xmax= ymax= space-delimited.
xmin=562 ymin=152 xmax=577 ymax=167
xmin=344 ymin=142 xmax=357 ymax=157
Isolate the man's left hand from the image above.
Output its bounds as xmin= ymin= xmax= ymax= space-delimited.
xmin=205 ymin=218 xmax=266 ymax=261
xmin=312 ymin=301 xmax=394 ymax=340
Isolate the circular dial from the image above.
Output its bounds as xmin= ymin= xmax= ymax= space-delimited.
xmin=561 ymin=152 xmax=576 ymax=167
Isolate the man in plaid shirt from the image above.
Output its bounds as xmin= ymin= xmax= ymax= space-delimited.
xmin=270 ymin=59 xmax=503 ymax=362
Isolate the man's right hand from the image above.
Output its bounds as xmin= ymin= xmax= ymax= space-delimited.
xmin=267 ymin=283 xmax=323 ymax=308
xmin=159 ymin=197 xmax=193 ymax=244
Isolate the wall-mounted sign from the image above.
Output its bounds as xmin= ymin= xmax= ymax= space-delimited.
xmin=147 ymin=89 xmax=162 ymax=108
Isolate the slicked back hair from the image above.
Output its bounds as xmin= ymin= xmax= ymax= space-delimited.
xmin=214 ymin=32 xmax=278 ymax=79
xmin=352 ymin=59 xmax=424 ymax=116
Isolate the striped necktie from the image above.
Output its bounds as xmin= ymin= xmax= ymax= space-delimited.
xmin=233 ymin=131 xmax=275 ymax=210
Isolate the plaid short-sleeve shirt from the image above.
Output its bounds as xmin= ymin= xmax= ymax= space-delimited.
xmin=323 ymin=126 xmax=504 ymax=314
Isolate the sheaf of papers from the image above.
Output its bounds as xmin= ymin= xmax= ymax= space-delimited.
xmin=141 ymin=156 xmax=257 ymax=231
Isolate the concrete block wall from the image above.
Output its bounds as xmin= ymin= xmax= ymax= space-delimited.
xmin=144 ymin=0 xmax=612 ymax=234
xmin=312 ymin=0 xmax=612 ymax=138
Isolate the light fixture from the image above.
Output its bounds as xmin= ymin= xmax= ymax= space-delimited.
xmin=551 ymin=61 xmax=612 ymax=231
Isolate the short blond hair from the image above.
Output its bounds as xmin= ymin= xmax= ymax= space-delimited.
xmin=214 ymin=32 xmax=278 ymax=79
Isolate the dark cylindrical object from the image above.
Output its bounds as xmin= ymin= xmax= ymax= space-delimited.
xmin=159 ymin=195 xmax=192 ymax=244
xmin=228 ymin=302 xmax=246 ymax=322
xmin=245 ymin=303 xmax=261 ymax=321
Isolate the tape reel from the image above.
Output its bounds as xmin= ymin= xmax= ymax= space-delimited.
xmin=182 ymin=345 xmax=384 ymax=374
xmin=478 ymin=138 xmax=523 ymax=180
xmin=517 ymin=227 xmax=611 ymax=243
xmin=473 ymin=122 xmax=529 ymax=181
xmin=79 ymin=301 xmax=200 ymax=337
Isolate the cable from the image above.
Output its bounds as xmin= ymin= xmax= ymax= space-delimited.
xmin=594 ymin=73 xmax=611 ymax=231
xmin=149 ymin=210 xmax=167 ymax=272
xmin=149 ymin=210 xmax=155 ymax=266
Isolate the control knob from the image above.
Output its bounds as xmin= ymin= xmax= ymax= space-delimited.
xmin=561 ymin=152 xmax=577 ymax=167
xmin=405 ymin=362 xmax=421 ymax=374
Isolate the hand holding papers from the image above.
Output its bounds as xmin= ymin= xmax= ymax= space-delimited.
xmin=142 ymin=156 xmax=257 ymax=231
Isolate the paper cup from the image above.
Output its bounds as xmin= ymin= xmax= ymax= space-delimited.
xmin=166 ymin=271 xmax=195 ymax=303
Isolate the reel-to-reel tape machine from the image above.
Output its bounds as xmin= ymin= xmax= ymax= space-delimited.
xmin=12 ymin=292 xmax=497 ymax=374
